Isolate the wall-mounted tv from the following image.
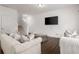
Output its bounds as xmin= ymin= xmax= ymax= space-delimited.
xmin=45 ymin=16 xmax=58 ymax=25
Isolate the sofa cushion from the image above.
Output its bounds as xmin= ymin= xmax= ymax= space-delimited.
xmin=9 ymin=33 xmax=20 ymax=41
xmin=64 ymin=30 xmax=78 ymax=38
xmin=18 ymin=35 xmax=29 ymax=43
xmin=29 ymin=33 xmax=35 ymax=40
xmin=8 ymin=33 xmax=35 ymax=43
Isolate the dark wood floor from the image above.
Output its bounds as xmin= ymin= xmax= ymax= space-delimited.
xmin=0 ymin=49 xmax=3 ymax=54
xmin=41 ymin=35 xmax=60 ymax=54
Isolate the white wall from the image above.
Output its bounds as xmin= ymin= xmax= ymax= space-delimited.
xmin=29 ymin=7 xmax=79 ymax=36
xmin=0 ymin=6 xmax=18 ymax=33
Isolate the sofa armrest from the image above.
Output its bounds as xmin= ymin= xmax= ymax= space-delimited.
xmin=0 ymin=33 xmax=21 ymax=53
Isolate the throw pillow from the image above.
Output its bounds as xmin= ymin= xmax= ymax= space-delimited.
xmin=18 ymin=35 xmax=29 ymax=43
xmin=29 ymin=33 xmax=35 ymax=40
xmin=10 ymin=33 xmax=20 ymax=41
xmin=22 ymin=35 xmax=29 ymax=41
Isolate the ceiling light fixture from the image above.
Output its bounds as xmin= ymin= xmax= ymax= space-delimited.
xmin=37 ymin=4 xmax=46 ymax=8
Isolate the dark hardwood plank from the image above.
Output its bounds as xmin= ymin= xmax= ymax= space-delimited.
xmin=41 ymin=36 xmax=60 ymax=54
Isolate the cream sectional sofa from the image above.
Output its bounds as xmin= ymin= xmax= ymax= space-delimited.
xmin=0 ymin=33 xmax=42 ymax=54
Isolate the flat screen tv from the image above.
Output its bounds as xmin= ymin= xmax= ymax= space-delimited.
xmin=45 ymin=16 xmax=58 ymax=25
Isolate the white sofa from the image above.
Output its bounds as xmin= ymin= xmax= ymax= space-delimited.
xmin=60 ymin=37 xmax=79 ymax=54
xmin=0 ymin=33 xmax=42 ymax=54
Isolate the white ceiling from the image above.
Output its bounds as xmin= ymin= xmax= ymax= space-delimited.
xmin=0 ymin=4 xmax=79 ymax=15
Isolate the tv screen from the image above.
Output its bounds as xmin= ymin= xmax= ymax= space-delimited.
xmin=45 ymin=16 xmax=58 ymax=25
